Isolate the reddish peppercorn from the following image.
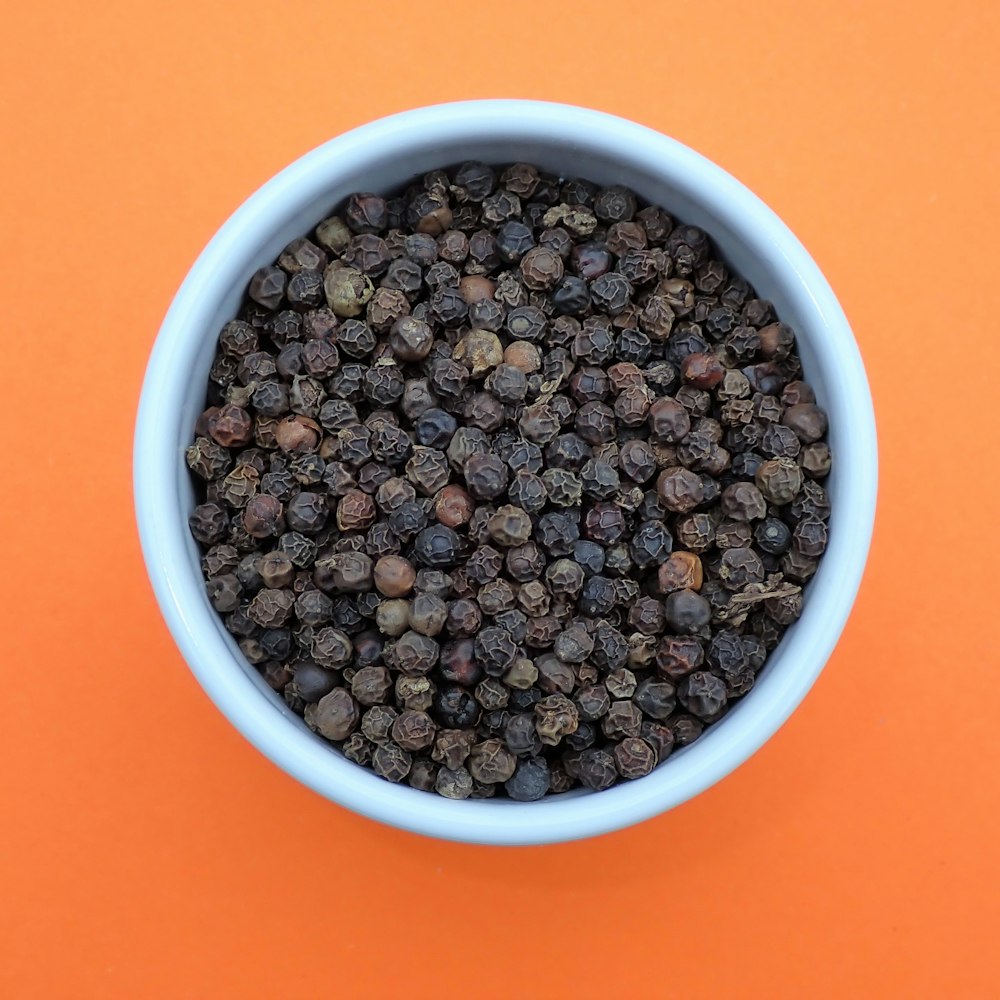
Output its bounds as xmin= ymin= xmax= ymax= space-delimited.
xmin=648 ymin=397 xmax=691 ymax=443
xmin=336 ymin=489 xmax=376 ymax=531
xmin=657 ymin=551 xmax=704 ymax=593
xmin=372 ymin=555 xmax=416 ymax=597
xmin=681 ymin=352 xmax=725 ymax=388
xmin=243 ymin=494 xmax=283 ymax=538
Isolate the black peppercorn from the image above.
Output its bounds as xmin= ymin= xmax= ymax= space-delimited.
xmin=678 ymin=671 xmax=728 ymax=720
xmin=575 ymin=748 xmax=617 ymax=791
xmin=412 ymin=524 xmax=461 ymax=567
xmin=474 ymin=626 xmax=518 ymax=677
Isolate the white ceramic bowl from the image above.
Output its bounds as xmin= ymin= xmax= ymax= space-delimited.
xmin=134 ymin=100 xmax=877 ymax=845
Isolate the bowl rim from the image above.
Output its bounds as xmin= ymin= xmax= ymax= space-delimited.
xmin=134 ymin=99 xmax=878 ymax=845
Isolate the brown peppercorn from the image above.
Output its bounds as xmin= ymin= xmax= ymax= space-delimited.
xmin=274 ymin=414 xmax=322 ymax=454
xmin=367 ymin=287 xmax=410 ymax=332
xmin=408 ymin=593 xmax=448 ymax=637
xmin=545 ymin=559 xmax=585 ymax=598
xmin=468 ymin=739 xmax=516 ymax=784
xmin=606 ymin=667 xmax=638 ymax=699
xmin=648 ymin=397 xmax=691 ymax=443
xmin=520 ymin=246 xmax=564 ymax=290
xmin=372 ymin=742 xmax=413 ymax=782
xmin=285 ymin=491 xmax=328 ymax=533
xmin=413 ymin=193 xmax=453 ymax=236
xmin=583 ymin=503 xmax=627 ymax=545
xmin=466 ymin=543 xmax=502 ymax=585
xmin=242 ymin=493 xmax=283 ymax=538
xmin=783 ymin=402 xmax=828 ymax=443
xmin=678 ymin=671 xmax=728 ymax=720
xmin=756 ymin=457 xmax=804 ymax=504
xmin=614 ymin=737 xmax=657 ymax=779
xmin=681 ymin=352 xmax=725 ymax=388
xmin=800 ymin=441 xmax=832 ymax=478
xmin=638 ymin=293 xmax=675 ymax=341
xmin=463 ymin=452 xmax=508 ymax=501
xmin=614 ymin=384 xmax=653 ymax=426
xmin=392 ymin=630 xmax=440 ymax=675
xmin=655 ymin=635 xmax=705 ymax=678
xmin=673 ymin=513 xmax=715 ymax=553
xmin=506 ymin=542 xmax=545 ymax=582
xmin=186 ymin=437 xmax=232 ymax=481
xmin=406 ymin=758 xmax=439 ymax=792
xmin=395 ymin=675 xmax=434 ymax=713
xmin=373 ymin=554 xmax=416 ymax=597
xmin=207 ymin=404 xmax=253 ymax=448
xmin=246 ymin=588 xmax=294 ymax=628
xmin=504 ymin=340 xmax=541 ymax=374
xmin=279 ymin=237 xmax=328 ymax=274
xmin=574 ymin=748 xmax=618 ymax=790
xmin=341 ymin=732 xmax=373 ymax=766
xmin=534 ymin=694 xmax=580 ymax=746
xmin=203 ymin=544 xmax=240 ymax=579
xmin=435 ymin=766 xmax=473 ymax=799
xmin=431 ymin=729 xmax=476 ymax=770
xmin=219 ymin=464 xmax=259 ymax=509
xmin=433 ymin=484 xmax=475 ymax=528
xmin=628 ymin=596 xmax=666 ymax=636
xmin=453 ymin=329 xmax=504 ymax=376
xmin=617 ymin=439 xmax=656 ymax=484
xmin=388 ymin=315 xmax=434 ymax=361
xmin=536 ymin=654 xmax=576 ymax=695
xmin=504 ymin=658 xmax=539 ymax=690
xmin=517 ymin=581 xmax=551 ymax=617
xmin=255 ymin=552 xmax=292 ymax=591
xmin=575 ymin=684 xmax=611 ymax=723
xmin=350 ymin=665 xmax=392 ymax=706
xmin=248 ymin=265 xmax=286 ymax=309
xmin=486 ymin=504 xmax=532 ymax=547
xmin=718 ymin=547 xmax=765 ymax=589
xmin=458 ymin=275 xmax=496 ymax=304
xmin=602 ymin=700 xmax=643 ymax=740
xmin=757 ymin=321 xmax=794 ymax=359
xmin=720 ymin=481 xmax=768 ymax=522
xmin=324 ymin=264 xmax=374 ymax=318
xmin=553 ymin=625 xmax=594 ymax=663
xmin=360 ymin=704 xmax=398 ymax=744
xmin=313 ymin=551 xmax=373 ymax=592
xmin=308 ymin=688 xmax=359 ymax=741
xmin=500 ymin=162 xmax=539 ymax=196
xmin=478 ymin=579 xmax=516 ymax=616
xmin=656 ymin=466 xmax=705 ymax=512
xmin=370 ymin=598 xmax=409 ymax=638
xmin=657 ymin=551 xmax=704 ymax=593
xmin=311 ymin=627 xmax=353 ymax=669
xmin=627 ymin=632 xmax=656 ymax=670
xmin=206 ymin=574 xmax=241 ymax=613
xmin=475 ymin=676 xmax=511 ymax=711
xmin=391 ymin=710 xmax=437 ymax=752
xmin=335 ymin=489 xmax=376 ymax=531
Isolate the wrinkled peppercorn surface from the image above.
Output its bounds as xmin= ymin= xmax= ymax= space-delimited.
xmin=188 ymin=163 xmax=832 ymax=797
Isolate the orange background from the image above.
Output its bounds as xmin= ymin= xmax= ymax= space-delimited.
xmin=2 ymin=2 xmax=998 ymax=997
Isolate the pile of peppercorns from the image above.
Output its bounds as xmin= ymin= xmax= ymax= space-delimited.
xmin=186 ymin=162 xmax=832 ymax=800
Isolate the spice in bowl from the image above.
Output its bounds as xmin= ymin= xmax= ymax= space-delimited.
xmin=185 ymin=162 xmax=831 ymax=800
